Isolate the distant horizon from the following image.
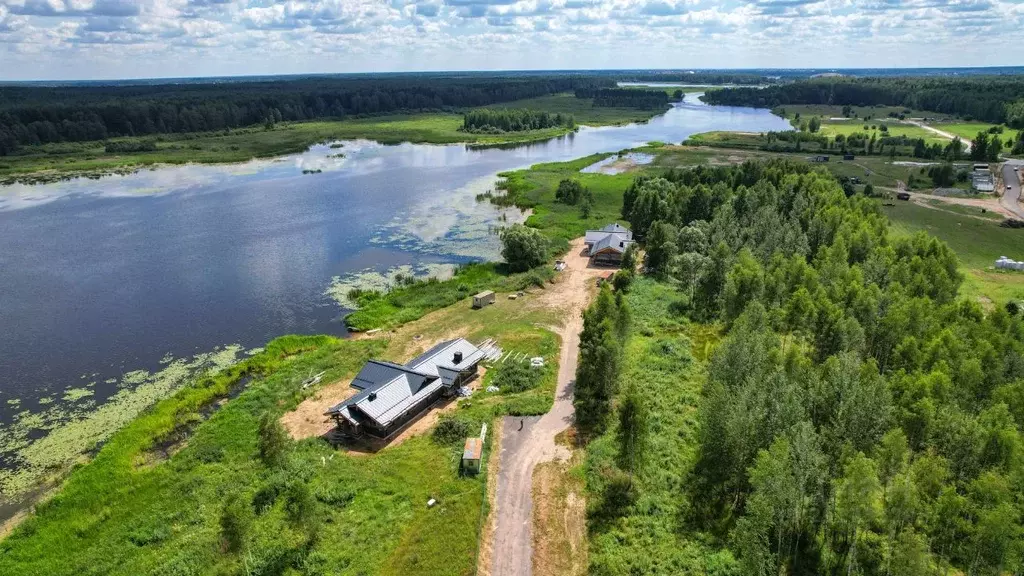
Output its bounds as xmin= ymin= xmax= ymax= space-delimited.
xmin=4 ymin=65 xmax=1024 ymax=86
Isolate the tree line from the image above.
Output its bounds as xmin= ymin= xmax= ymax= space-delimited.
xmin=703 ymin=76 xmax=1024 ymax=125
xmin=588 ymin=159 xmax=1023 ymax=575
xmin=460 ymin=108 xmax=575 ymax=134
xmin=574 ymin=88 xmax=671 ymax=110
xmin=0 ymin=74 xmax=614 ymax=155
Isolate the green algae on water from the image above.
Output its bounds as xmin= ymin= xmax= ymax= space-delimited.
xmin=0 ymin=344 xmax=246 ymax=499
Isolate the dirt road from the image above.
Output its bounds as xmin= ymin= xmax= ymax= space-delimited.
xmin=905 ymin=120 xmax=970 ymax=151
xmin=490 ymin=238 xmax=604 ymax=576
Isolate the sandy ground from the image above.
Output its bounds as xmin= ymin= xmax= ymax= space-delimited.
xmin=908 ymin=191 xmax=1015 ymax=219
xmin=280 ymin=337 xmax=485 ymax=450
xmin=280 ymin=378 xmax=360 ymax=440
xmin=490 ymin=238 xmax=605 ymax=576
xmin=531 ymin=440 xmax=587 ymax=576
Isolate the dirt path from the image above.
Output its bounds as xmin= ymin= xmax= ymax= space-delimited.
xmin=490 ymin=238 xmax=605 ymax=576
xmin=905 ymin=120 xmax=970 ymax=151
xmin=908 ymin=191 xmax=1015 ymax=219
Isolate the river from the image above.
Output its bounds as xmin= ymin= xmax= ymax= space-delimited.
xmin=0 ymin=96 xmax=789 ymax=491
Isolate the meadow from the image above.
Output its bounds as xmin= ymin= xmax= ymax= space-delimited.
xmin=884 ymin=200 xmax=1024 ymax=304
xmin=930 ymin=121 xmax=1021 ymax=143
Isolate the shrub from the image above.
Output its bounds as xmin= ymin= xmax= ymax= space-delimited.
xmin=432 ymin=416 xmax=474 ymax=444
xmin=493 ymin=359 xmax=541 ymax=393
xmin=219 ymin=493 xmax=250 ymax=552
xmin=555 ymin=179 xmax=587 ymax=204
xmin=500 ymin=224 xmax=547 ymax=272
xmin=257 ymin=413 xmax=289 ymax=468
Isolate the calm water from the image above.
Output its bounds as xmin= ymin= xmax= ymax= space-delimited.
xmin=0 ymin=97 xmax=790 ymax=425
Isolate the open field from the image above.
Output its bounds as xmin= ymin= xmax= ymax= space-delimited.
xmin=816 ymin=120 xmax=949 ymax=146
xmin=928 ymin=122 xmax=1020 ymax=143
xmin=884 ymin=200 xmax=1024 ymax=304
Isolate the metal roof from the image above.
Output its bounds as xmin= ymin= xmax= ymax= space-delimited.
xmin=325 ymin=338 xmax=485 ymax=426
xmin=463 ymin=438 xmax=483 ymax=460
xmin=408 ymin=338 xmax=485 ymax=386
xmin=351 ymin=375 xmax=443 ymax=427
xmin=591 ymin=232 xmax=633 ymax=255
xmin=585 ymin=223 xmax=632 ymax=245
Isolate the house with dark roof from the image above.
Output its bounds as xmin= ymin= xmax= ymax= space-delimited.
xmin=325 ymin=338 xmax=485 ymax=440
xmin=584 ymin=223 xmax=634 ymax=265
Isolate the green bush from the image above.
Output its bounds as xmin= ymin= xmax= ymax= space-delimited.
xmin=493 ymin=359 xmax=542 ymax=393
xmin=432 ymin=415 xmax=475 ymax=444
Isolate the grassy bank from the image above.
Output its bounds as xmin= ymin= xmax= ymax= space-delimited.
xmin=0 ymin=283 xmax=565 ymax=574
xmin=0 ymin=94 xmax=667 ymax=183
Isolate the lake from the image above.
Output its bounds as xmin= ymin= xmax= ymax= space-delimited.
xmin=0 ymin=97 xmax=789 ymax=492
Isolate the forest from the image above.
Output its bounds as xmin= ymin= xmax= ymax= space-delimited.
xmin=574 ymin=88 xmax=671 ymax=110
xmin=460 ymin=108 xmax=575 ymax=133
xmin=577 ymin=159 xmax=1023 ymax=575
xmin=702 ymin=76 xmax=1024 ymax=125
xmin=0 ymin=74 xmax=613 ymax=155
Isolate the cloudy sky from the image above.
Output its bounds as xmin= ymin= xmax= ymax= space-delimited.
xmin=0 ymin=0 xmax=1019 ymax=80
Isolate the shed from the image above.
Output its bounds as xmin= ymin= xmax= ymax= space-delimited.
xmin=472 ymin=291 xmax=495 ymax=309
xmin=462 ymin=438 xmax=483 ymax=474
xmin=843 ymin=154 xmax=855 ymax=160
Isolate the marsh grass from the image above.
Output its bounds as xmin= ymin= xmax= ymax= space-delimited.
xmin=0 ymin=335 xmax=492 ymax=576
xmin=583 ymin=278 xmax=729 ymax=573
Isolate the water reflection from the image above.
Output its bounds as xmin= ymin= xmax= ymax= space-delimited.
xmin=0 ymin=97 xmax=792 ymax=426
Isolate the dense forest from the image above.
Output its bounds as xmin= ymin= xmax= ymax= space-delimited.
xmin=460 ymin=108 xmax=575 ymax=134
xmin=619 ymin=72 xmax=771 ymax=84
xmin=580 ymin=160 xmax=1023 ymax=575
xmin=0 ymin=74 xmax=613 ymax=155
xmin=574 ymin=88 xmax=671 ymax=110
xmin=703 ymin=77 xmax=1024 ymax=125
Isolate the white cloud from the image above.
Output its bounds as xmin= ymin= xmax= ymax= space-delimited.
xmin=0 ymin=0 xmax=1018 ymax=79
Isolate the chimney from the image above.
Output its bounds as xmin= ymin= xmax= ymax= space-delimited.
xmin=368 ymin=392 xmax=377 ymax=401
xmin=453 ymin=351 xmax=463 ymax=365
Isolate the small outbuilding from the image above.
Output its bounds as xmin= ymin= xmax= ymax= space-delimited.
xmin=473 ymin=291 xmax=495 ymax=309
xmin=843 ymin=154 xmax=855 ymax=160
xmin=462 ymin=437 xmax=483 ymax=474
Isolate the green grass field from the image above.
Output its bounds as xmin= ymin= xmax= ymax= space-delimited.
xmin=884 ymin=200 xmax=1024 ymax=304
xmin=816 ymin=119 xmax=948 ymax=146
xmin=928 ymin=122 xmax=1020 ymax=144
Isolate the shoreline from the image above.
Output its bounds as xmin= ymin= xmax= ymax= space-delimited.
xmin=0 ymin=106 xmax=667 ymax=186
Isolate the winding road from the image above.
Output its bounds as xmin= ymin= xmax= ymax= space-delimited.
xmin=1001 ymin=162 xmax=1024 ymax=220
xmin=490 ymin=238 xmax=603 ymax=576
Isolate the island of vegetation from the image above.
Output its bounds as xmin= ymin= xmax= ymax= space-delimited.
xmin=460 ymin=108 xmax=576 ymax=134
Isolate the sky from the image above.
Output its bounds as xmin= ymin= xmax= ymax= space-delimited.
xmin=0 ymin=0 xmax=1020 ymax=81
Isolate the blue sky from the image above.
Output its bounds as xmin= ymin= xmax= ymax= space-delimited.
xmin=0 ymin=0 xmax=1019 ymax=80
